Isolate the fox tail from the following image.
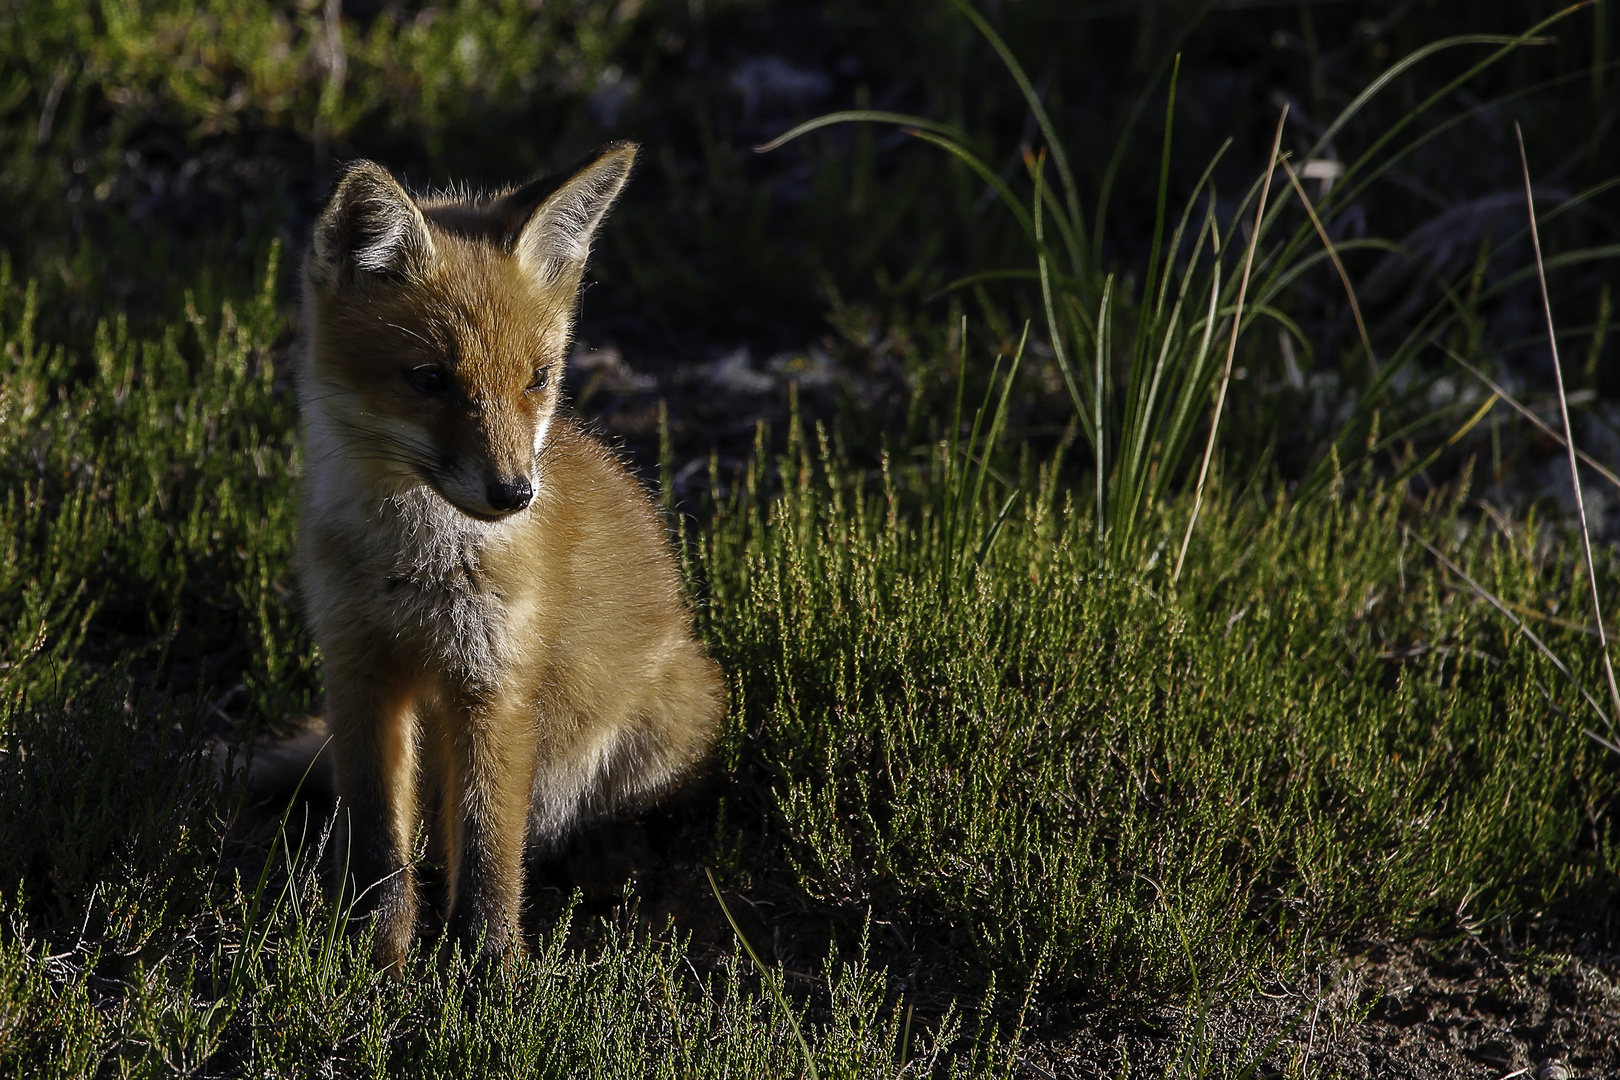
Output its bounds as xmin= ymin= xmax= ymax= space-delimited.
xmin=212 ymin=717 xmax=336 ymax=804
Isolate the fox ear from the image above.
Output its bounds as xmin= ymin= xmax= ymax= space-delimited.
xmin=310 ymin=161 xmax=436 ymax=288
xmin=502 ymin=143 xmax=637 ymax=285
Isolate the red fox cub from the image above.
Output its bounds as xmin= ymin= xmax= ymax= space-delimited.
xmin=296 ymin=142 xmax=723 ymax=970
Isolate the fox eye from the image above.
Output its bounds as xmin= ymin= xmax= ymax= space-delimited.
xmin=407 ymin=364 xmax=446 ymax=394
xmin=527 ymin=366 xmax=551 ymax=393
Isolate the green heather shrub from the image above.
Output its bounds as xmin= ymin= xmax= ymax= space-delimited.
xmin=0 ymin=233 xmax=1618 ymax=1068
xmin=700 ymin=423 xmax=1620 ymax=997
xmin=2 ymin=0 xmax=653 ymax=148
xmin=0 ymin=259 xmax=1013 ymax=1077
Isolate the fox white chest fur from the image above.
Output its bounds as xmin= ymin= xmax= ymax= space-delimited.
xmin=299 ymin=444 xmax=508 ymax=688
xmin=294 ymin=143 xmax=723 ymax=970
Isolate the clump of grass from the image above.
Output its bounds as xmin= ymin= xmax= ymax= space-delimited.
xmin=0 ymin=269 xmax=1027 ymax=1074
xmin=0 ymin=245 xmax=309 ymax=721
xmin=763 ymin=2 xmax=1603 ymax=566
xmin=699 ymin=404 xmax=1620 ymax=997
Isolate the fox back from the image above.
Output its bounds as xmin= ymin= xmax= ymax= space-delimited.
xmin=294 ymin=144 xmax=724 ymax=970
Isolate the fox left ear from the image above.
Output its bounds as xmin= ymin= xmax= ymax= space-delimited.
xmin=310 ymin=161 xmax=437 ymax=289
xmin=501 ymin=143 xmax=637 ymax=285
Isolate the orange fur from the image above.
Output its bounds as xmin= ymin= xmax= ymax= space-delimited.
xmin=295 ymin=144 xmax=723 ymax=969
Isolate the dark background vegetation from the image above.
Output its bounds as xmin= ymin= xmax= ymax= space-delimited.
xmin=9 ymin=1 xmax=1619 ymax=371
xmin=8 ymin=0 xmax=1620 ymax=538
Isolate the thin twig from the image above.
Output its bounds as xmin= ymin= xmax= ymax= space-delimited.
xmin=1280 ymin=159 xmax=1378 ymax=376
xmin=1494 ymin=595 xmax=1616 ymax=639
xmin=1587 ymin=727 xmax=1620 ymax=756
xmin=1409 ymin=527 xmax=1614 ymax=738
xmin=1174 ymin=105 xmax=1288 ymax=583
xmin=1442 ymin=346 xmax=1620 ymax=495
xmin=1517 ymin=121 xmax=1620 ymax=722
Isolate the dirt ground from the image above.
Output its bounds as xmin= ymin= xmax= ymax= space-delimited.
xmin=1013 ymin=931 xmax=1620 ymax=1079
xmin=509 ymin=809 xmax=1620 ymax=1080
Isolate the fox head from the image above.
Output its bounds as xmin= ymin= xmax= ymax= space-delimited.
xmin=302 ymin=143 xmax=636 ymax=519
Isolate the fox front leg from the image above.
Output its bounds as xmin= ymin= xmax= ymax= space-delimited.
xmin=325 ymin=667 xmax=423 ymax=973
xmin=443 ymin=699 xmax=540 ymax=962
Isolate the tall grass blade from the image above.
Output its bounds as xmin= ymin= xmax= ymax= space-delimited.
xmin=1382 ymin=391 xmax=1501 ymax=490
xmin=1141 ymin=54 xmax=1181 ymax=347
xmin=940 ymin=324 xmax=1025 ymax=598
xmin=1444 ymin=349 xmax=1620 ymax=495
xmin=754 ymin=110 xmax=963 ymax=152
xmin=1307 ymin=59 xmax=1599 ymax=250
xmin=966 ymin=327 xmax=1026 ymax=579
xmin=1150 ymin=202 xmax=1226 ymax=514
xmin=1115 ymin=158 xmax=1226 ymax=555
xmin=942 ymin=315 xmax=972 ymax=599
xmin=1174 ymin=106 xmax=1287 ymax=583
xmin=1516 ymin=121 xmax=1620 ymax=724
xmin=1408 ymin=528 xmax=1615 ymax=738
xmin=946 ymin=0 xmax=1086 ymax=272
xmin=1280 ymin=160 xmax=1377 ymax=376
xmin=1035 ymin=154 xmax=1088 ymax=432
xmin=967 ymin=330 xmax=1026 ymax=520
xmin=898 ymin=130 xmax=1040 ymax=243
xmin=1588 ymin=727 xmax=1620 ymax=756
xmin=1090 ymin=0 xmax=1220 ymax=279
xmin=1307 ymin=25 xmax=1563 ymax=183
xmin=757 ymin=113 xmax=1041 ymax=246
xmin=1091 ymin=277 xmax=1113 ymax=535
xmin=706 ymin=868 xmax=819 ymax=1080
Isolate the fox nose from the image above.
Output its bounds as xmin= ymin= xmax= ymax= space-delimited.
xmin=486 ymin=476 xmax=533 ymax=513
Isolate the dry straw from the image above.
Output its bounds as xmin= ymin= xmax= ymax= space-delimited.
xmin=1173 ymin=106 xmax=1288 ymax=582
xmin=1516 ymin=122 xmax=1620 ymax=727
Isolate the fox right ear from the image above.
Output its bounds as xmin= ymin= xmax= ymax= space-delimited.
xmin=502 ymin=143 xmax=637 ymax=286
xmin=309 ymin=161 xmax=436 ymax=288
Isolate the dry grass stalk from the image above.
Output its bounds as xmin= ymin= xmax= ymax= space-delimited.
xmin=1408 ymin=527 xmax=1613 ymax=736
xmin=1443 ymin=346 xmax=1620 ymax=495
xmin=1280 ymin=158 xmax=1379 ymax=376
xmin=1516 ymin=121 xmax=1620 ymax=725
xmin=1174 ymin=105 xmax=1288 ymax=582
